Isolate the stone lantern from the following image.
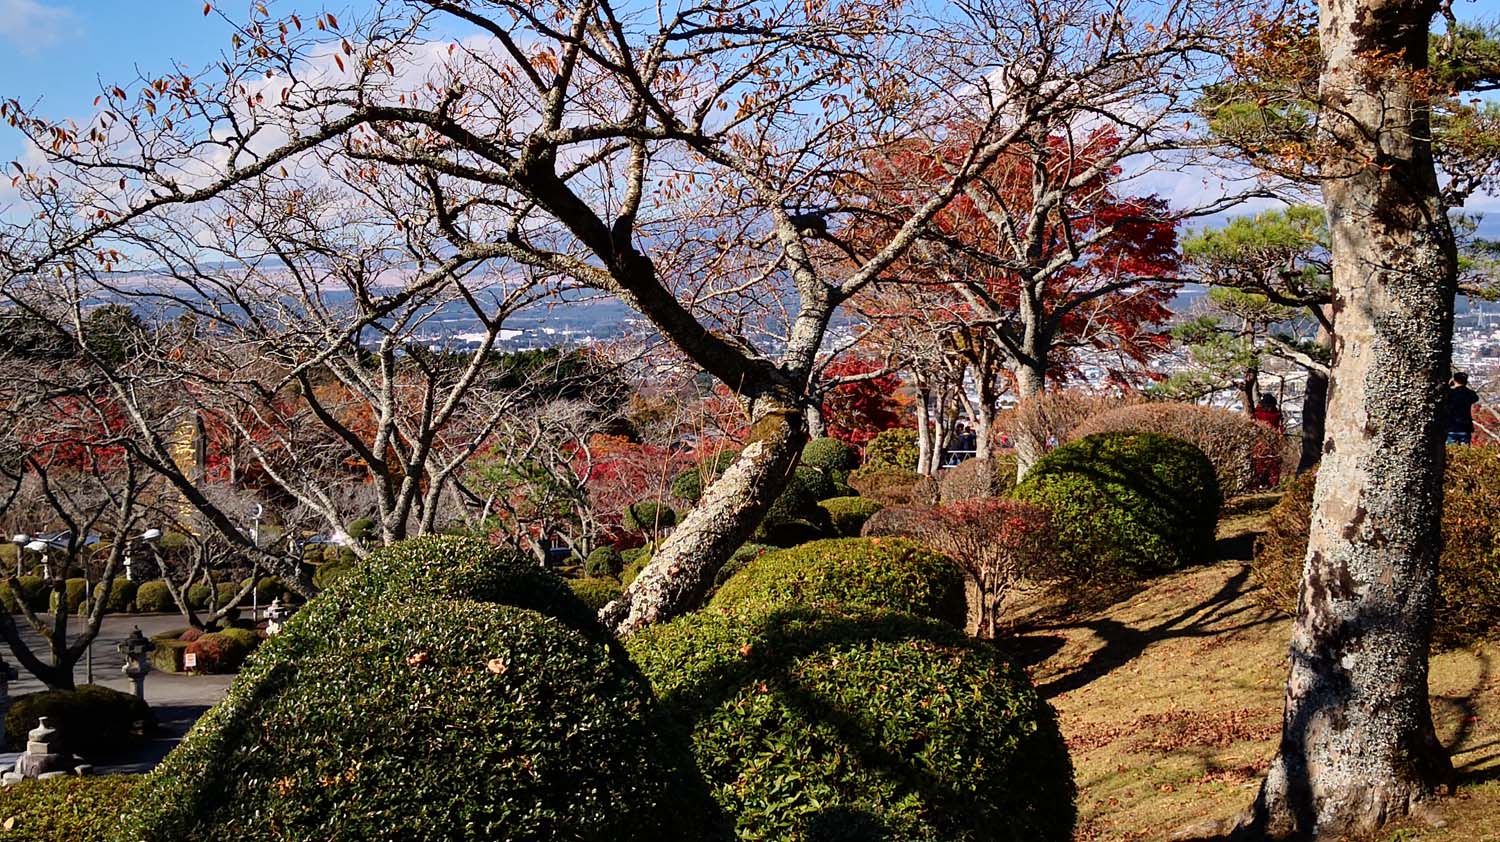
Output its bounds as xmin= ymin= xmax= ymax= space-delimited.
xmin=117 ymin=626 xmax=154 ymax=700
xmin=1 ymin=717 xmax=89 ymax=785
xmin=265 ymin=597 xmax=293 ymax=635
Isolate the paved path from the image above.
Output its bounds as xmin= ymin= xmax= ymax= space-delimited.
xmin=3 ymin=614 xmax=238 ymax=774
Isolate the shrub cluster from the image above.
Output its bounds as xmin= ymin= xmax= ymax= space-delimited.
xmin=627 ymin=607 xmax=1076 ymax=841
xmin=1253 ymin=448 xmax=1500 ymax=648
xmin=938 ymin=455 xmax=1017 ymax=503
xmin=817 ymin=496 xmax=884 ymax=537
xmin=584 ymin=546 xmax=624 ymax=578
xmin=710 ymin=538 xmax=967 ymax=630
xmin=116 ymin=536 xmax=719 ymax=842
xmin=861 ymin=428 xmax=920 ymax=472
xmin=1013 ymin=432 xmax=1221 ymax=581
xmin=133 ymin=580 xmax=174 ymax=613
xmin=0 ymin=775 xmax=136 ymax=842
xmin=801 ymin=436 xmax=859 ymax=472
xmin=183 ymin=627 xmax=261 ymax=674
xmin=0 ymin=575 xmax=45 ymax=613
xmin=5 ymin=685 xmax=155 ymax=757
xmin=1071 ymin=402 xmax=1285 ymax=498
xmin=93 ymin=579 xmax=138 ymax=613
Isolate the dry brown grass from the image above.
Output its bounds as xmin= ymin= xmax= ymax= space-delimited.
xmin=1020 ymin=497 xmax=1500 ymax=842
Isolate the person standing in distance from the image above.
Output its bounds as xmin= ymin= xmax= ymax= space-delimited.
xmin=1445 ymin=371 xmax=1480 ymax=445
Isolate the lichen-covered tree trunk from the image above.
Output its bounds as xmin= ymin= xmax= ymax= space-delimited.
xmin=1239 ymin=0 xmax=1457 ymax=835
xmin=600 ymin=396 xmax=806 ymax=636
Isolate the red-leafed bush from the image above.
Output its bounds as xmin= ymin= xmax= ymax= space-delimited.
xmin=903 ymin=499 xmax=1056 ymax=637
xmin=179 ymin=628 xmax=205 ymax=643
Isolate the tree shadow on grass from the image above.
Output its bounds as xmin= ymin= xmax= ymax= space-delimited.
xmin=1032 ymin=565 xmax=1279 ymax=699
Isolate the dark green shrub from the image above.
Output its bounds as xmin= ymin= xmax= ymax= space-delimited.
xmin=5 ymin=686 xmax=155 ymax=758
xmin=312 ymin=558 xmax=353 ymax=590
xmin=345 ymin=517 xmax=378 ymax=542
xmin=150 ymin=636 xmax=189 ymax=673
xmin=818 ymin=496 xmax=884 ymax=537
xmin=794 ymin=465 xmax=837 ymax=501
xmin=711 ymin=537 xmax=966 ymax=629
xmin=938 ymin=455 xmax=1017 ymax=503
xmin=627 ymin=608 xmax=1075 ymax=841
xmin=802 ymin=437 xmax=860 ymax=472
xmin=752 ymin=471 xmax=833 ymax=546
xmin=185 ymin=583 xmax=211 ymax=610
xmin=710 ymin=543 xmax=777 ymax=590
xmin=115 ymin=535 xmax=719 ymax=842
xmin=0 ymin=775 xmax=136 ymax=842
xmin=1013 ymin=432 xmax=1221 ymax=580
xmin=47 ymin=579 xmax=88 ymax=613
xmin=92 ymin=579 xmax=138 ymax=613
xmin=585 ymin=546 xmax=624 ymax=578
xmin=670 ymin=449 xmax=741 ymax=504
xmin=1254 ymin=447 xmax=1500 ymax=648
xmin=623 ymin=502 xmax=678 ymax=534
xmin=568 ymin=577 xmax=623 ymax=612
xmin=214 ymin=582 xmax=241 ymax=609
xmin=862 ymin=428 xmax=919 ymax=472
xmin=9 ymin=574 xmax=47 ymax=612
xmin=133 ymin=580 xmax=174 ymax=613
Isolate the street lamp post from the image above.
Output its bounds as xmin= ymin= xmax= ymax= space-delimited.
xmin=10 ymin=534 xmax=27 ymax=577
xmin=250 ymin=504 xmax=263 ymax=622
xmin=123 ymin=528 xmax=162 ymax=583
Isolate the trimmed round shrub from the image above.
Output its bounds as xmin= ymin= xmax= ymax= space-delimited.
xmin=711 ymin=537 xmax=967 ymax=629
xmin=568 ymin=576 xmax=623 ymax=612
xmin=215 ymin=582 xmax=240 ymax=609
xmin=0 ymin=775 xmax=136 ymax=842
xmin=818 ymin=496 xmax=884 ymax=537
xmin=860 ymin=505 xmax=934 ymax=539
xmin=752 ymin=471 xmax=834 ymax=546
xmin=802 ymin=437 xmax=859 ymax=472
xmin=149 ymin=630 xmax=190 ymax=674
xmin=0 ymin=576 xmax=44 ymax=613
xmin=584 ymin=546 xmax=624 ymax=578
xmin=794 ymin=465 xmax=838 ymax=502
xmin=1013 ymin=432 xmax=1221 ymax=580
xmin=48 ymin=578 xmax=88 ymax=613
xmin=115 ymin=540 xmax=719 ymax=841
xmin=670 ymin=449 xmax=741 ymax=504
xmin=345 ymin=517 xmax=378 ymax=542
xmin=623 ymin=501 xmax=678 ymax=535
xmin=134 ymin=580 xmax=174 ymax=613
xmin=862 ymin=428 xmax=920 ymax=472
xmin=183 ymin=628 xmax=260 ymax=674
xmin=938 ymin=455 xmax=1017 ymax=503
xmin=848 ymin=464 xmax=929 ymax=506
xmin=1070 ymin=403 xmax=1285 ymax=498
xmin=185 ymin=583 xmax=211 ymax=610
xmin=627 ymin=608 xmax=1076 ymax=841
xmin=1253 ymin=447 xmax=1500 ymax=648
xmin=312 ymin=558 xmax=354 ymax=590
xmin=5 ymin=685 xmax=155 ymax=758
xmin=93 ymin=579 xmax=138 ymax=613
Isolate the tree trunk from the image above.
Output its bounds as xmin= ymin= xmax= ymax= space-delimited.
xmin=974 ymin=366 xmax=998 ymax=461
xmin=1236 ymin=0 xmax=1458 ymax=835
xmin=915 ymin=381 xmax=935 ymax=477
xmin=1012 ymin=357 xmax=1047 ymax=480
xmin=805 ymin=401 xmax=826 ymax=440
xmin=1298 ymin=367 xmax=1329 ymax=474
xmin=600 ymin=395 xmax=806 ymax=635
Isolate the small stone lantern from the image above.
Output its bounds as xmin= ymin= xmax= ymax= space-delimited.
xmin=117 ymin=626 xmax=154 ymax=700
xmin=265 ymin=597 xmax=293 ymax=635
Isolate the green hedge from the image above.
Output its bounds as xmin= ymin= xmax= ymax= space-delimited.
xmin=134 ymin=580 xmax=174 ymax=613
xmin=239 ymin=576 xmax=285 ymax=605
xmin=1013 ymin=432 xmax=1221 ymax=580
xmin=802 ymin=437 xmax=860 ymax=472
xmin=818 ymin=496 xmax=884 ymax=537
xmin=710 ymin=537 xmax=967 ymax=629
xmin=752 ymin=469 xmax=834 ymax=547
xmin=627 ymin=608 xmax=1075 ymax=841
xmin=93 ymin=579 xmax=138 ymax=613
xmin=584 ymin=546 xmax=624 ymax=578
xmin=115 ymin=535 xmax=719 ymax=842
xmin=568 ymin=576 xmax=623 ymax=612
xmin=5 ymin=685 xmax=154 ymax=758
xmin=48 ymin=578 xmax=88 ymax=613
xmin=0 ymin=575 xmax=45 ymax=613
xmin=0 ymin=775 xmax=137 ymax=842
xmin=185 ymin=583 xmax=211 ymax=610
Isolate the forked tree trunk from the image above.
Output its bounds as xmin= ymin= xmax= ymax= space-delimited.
xmin=1234 ymin=0 xmax=1457 ymax=835
xmin=600 ymin=396 xmax=806 ymax=636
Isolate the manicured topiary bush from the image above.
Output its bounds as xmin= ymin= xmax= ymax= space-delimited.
xmin=1 ymin=575 xmax=47 ymax=613
xmin=215 ymin=582 xmax=241 ymax=609
xmin=1254 ymin=447 xmax=1500 ymax=648
xmin=584 ymin=546 xmax=624 ymax=578
xmin=149 ymin=631 xmax=190 ymax=673
xmin=623 ymin=502 xmax=678 ymax=535
xmin=818 ymin=496 xmax=885 ymax=537
xmin=48 ymin=578 xmax=88 ymax=613
xmin=312 ymin=557 xmax=353 ymax=590
xmin=938 ymin=455 xmax=1017 ymax=503
xmin=848 ymin=464 xmax=929 ymax=506
xmin=862 ymin=428 xmax=920 ymax=472
xmin=711 ymin=537 xmax=967 ymax=629
xmin=134 ymin=580 xmax=174 ymax=613
xmin=115 ymin=534 xmax=719 ymax=842
xmin=752 ymin=470 xmax=834 ymax=546
xmin=0 ymin=775 xmax=137 ymax=842
xmin=184 ymin=628 xmax=261 ymax=674
xmin=185 ymin=583 xmax=211 ymax=610
xmin=93 ymin=579 xmax=138 ymax=613
xmin=5 ymin=685 xmax=154 ymax=757
xmin=1071 ymin=403 xmax=1285 ymax=498
xmin=627 ymin=608 xmax=1075 ymax=841
xmin=1013 ymin=432 xmax=1221 ymax=580
xmin=802 ymin=436 xmax=860 ymax=472
xmin=568 ymin=576 xmax=623 ymax=612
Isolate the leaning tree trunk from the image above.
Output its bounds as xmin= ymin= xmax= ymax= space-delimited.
xmin=600 ymin=395 xmax=806 ymax=636
xmin=1235 ymin=0 xmax=1458 ymax=836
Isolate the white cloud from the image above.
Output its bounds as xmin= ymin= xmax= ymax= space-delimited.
xmin=0 ymin=0 xmax=77 ymax=54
